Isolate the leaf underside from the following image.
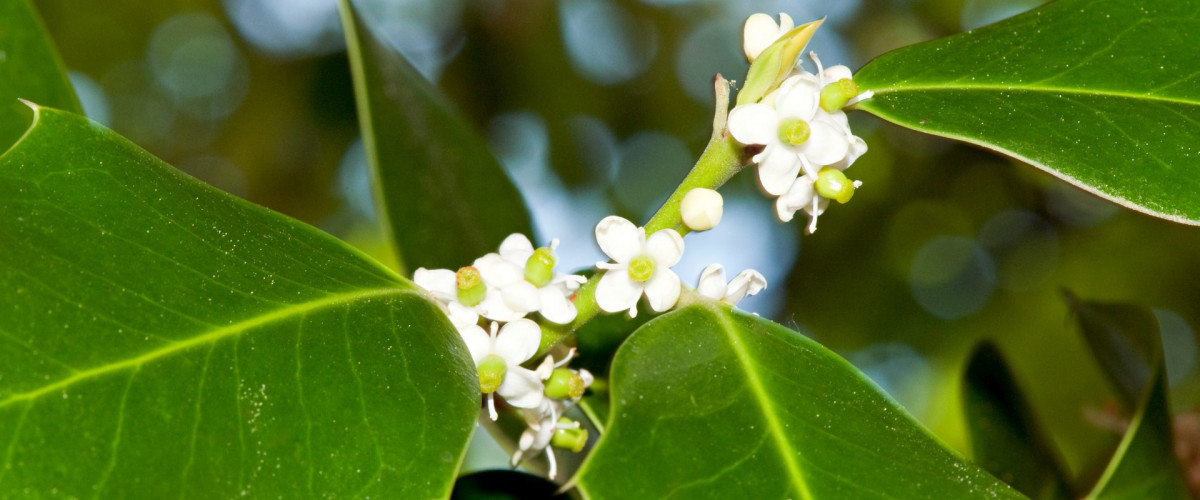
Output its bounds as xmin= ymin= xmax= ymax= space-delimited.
xmin=0 ymin=107 xmax=478 ymax=498
xmin=855 ymin=0 xmax=1200 ymax=225
xmin=340 ymin=0 xmax=534 ymax=273
xmin=577 ymin=304 xmax=1019 ymax=499
xmin=0 ymin=0 xmax=80 ymax=149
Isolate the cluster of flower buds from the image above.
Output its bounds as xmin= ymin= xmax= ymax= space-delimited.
xmin=731 ymin=14 xmax=873 ymax=233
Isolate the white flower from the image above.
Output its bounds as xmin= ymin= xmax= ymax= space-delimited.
xmin=593 ymin=216 xmax=684 ymax=317
xmin=742 ymin=13 xmax=794 ymax=62
xmin=474 ymin=234 xmax=586 ymax=325
xmin=680 ymin=188 xmax=723 ymax=232
xmin=775 ymin=168 xmax=862 ymax=233
xmin=461 ymin=319 xmax=545 ymax=420
xmin=413 ymin=265 xmax=526 ymax=324
xmin=728 ymin=73 xmax=852 ymax=196
xmin=510 ymin=400 xmax=569 ymax=479
xmin=697 ymin=264 xmax=767 ymax=305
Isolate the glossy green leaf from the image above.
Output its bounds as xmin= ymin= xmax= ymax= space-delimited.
xmin=0 ymin=106 xmax=478 ymax=498
xmin=340 ymin=0 xmax=533 ymax=273
xmin=854 ymin=0 xmax=1200 ymax=225
xmin=1067 ymin=297 xmax=1192 ymax=499
xmin=0 ymin=0 xmax=80 ymax=147
xmin=963 ymin=342 xmax=1073 ymax=499
xmin=576 ymin=303 xmax=1019 ymax=499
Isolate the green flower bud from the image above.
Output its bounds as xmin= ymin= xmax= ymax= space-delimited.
xmin=477 ymin=354 xmax=507 ymax=394
xmin=737 ymin=18 xmax=825 ymax=105
xmin=455 ymin=266 xmax=486 ymax=306
xmin=819 ymin=78 xmax=860 ymax=112
xmin=544 ymin=368 xmax=586 ymax=400
xmin=551 ymin=421 xmax=588 ymax=453
xmin=524 ymin=247 xmax=556 ymax=288
xmin=815 ymin=168 xmax=856 ymax=204
xmin=627 ymin=255 xmax=656 ymax=282
xmin=777 ymin=118 xmax=811 ymax=146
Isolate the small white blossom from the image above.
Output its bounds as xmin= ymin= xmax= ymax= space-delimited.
xmin=474 ymin=234 xmax=586 ymax=325
xmin=697 ymin=264 xmax=767 ymax=305
xmin=594 ymin=216 xmax=684 ymax=317
xmin=680 ymin=188 xmax=724 ymax=232
xmin=413 ymin=266 xmax=525 ymax=323
xmin=742 ymin=13 xmax=794 ymax=62
xmin=461 ymin=320 xmax=545 ymax=420
xmin=728 ymin=73 xmax=852 ymax=196
xmin=510 ymin=400 xmax=570 ymax=479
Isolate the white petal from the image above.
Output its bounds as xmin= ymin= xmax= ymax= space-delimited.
xmin=474 ymin=253 xmax=524 ymax=287
xmin=645 ymin=229 xmax=684 ymax=268
xmin=727 ymin=104 xmax=779 ymax=146
xmin=595 ymin=215 xmax=643 ymax=264
xmin=459 ymin=324 xmax=492 ymax=364
xmin=498 ymin=367 xmax=544 ymax=409
xmin=776 ymin=177 xmax=816 ymax=223
xmin=756 ymin=145 xmax=803 ymax=196
xmin=725 ymin=270 xmax=767 ymax=304
xmin=498 ymin=233 xmax=534 ymax=266
xmin=494 ymin=318 xmax=542 ymax=365
xmin=697 ymin=263 xmax=728 ymax=300
xmin=799 ymin=118 xmax=850 ymax=166
xmin=826 ymin=109 xmax=850 ymax=130
xmin=578 ymin=369 xmax=594 ymax=389
xmin=777 ymin=13 xmax=794 ymax=32
xmin=843 ymin=135 xmax=868 ymax=168
xmin=535 ymin=356 xmax=555 ymax=380
xmin=477 ymin=291 xmax=524 ymax=322
xmin=822 ymin=65 xmax=853 ymax=83
xmin=501 ymin=280 xmax=541 ymax=315
xmin=447 ymin=301 xmax=479 ymax=328
xmin=596 ymin=270 xmax=643 ymax=314
xmin=551 ymin=273 xmax=587 ymax=291
xmin=538 ymin=287 xmax=577 ymax=325
xmin=775 ymin=74 xmax=821 ymax=119
xmin=413 ymin=267 xmax=457 ymax=302
xmin=742 ymin=13 xmax=781 ymax=61
xmin=804 ymin=196 xmax=830 ymax=217
xmin=644 ymin=270 xmax=681 ymax=312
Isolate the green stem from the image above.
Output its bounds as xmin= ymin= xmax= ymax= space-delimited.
xmin=537 ymin=76 xmax=749 ymax=352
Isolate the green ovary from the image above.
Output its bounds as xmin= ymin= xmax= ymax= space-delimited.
xmin=477 ymin=355 xmax=507 ymax=394
xmin=777 ymin=118 xmax=811 ymax=146
xmin=627 ymin=255 xmax=656 ymax=282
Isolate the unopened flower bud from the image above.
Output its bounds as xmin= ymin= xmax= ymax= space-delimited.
xmin=681 ymin=188 xmax=724 ymax=232
xmin=524 ymin=247 xmax=556 ymax=288
xmin=455 ymin=266 xmax=487 ymax=306
xmin=544 ymin=368 xmax=586 ymax=400
xmin=820 ymin=78 xmax=860 ymax=112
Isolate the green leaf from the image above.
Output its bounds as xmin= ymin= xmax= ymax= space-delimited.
xmin=0 ymin=106 xmax=478 ymax=498
xmin=339 ymin=0 xmax=533 ymax=273
xmin=854 ymin=0 xmax=1200 ymax=225
xmin=963 ymin=342 xmax=1073 ymax=499
xmin=1066 ymin=296 xmax=1192 ymax=499
xmin=0 ymin=0 xmax=81 ymax=147
xmin=1065 ymin=292 xmax=1158 ymax=407
xmin=576 ymin=303 xmax=1019 ymax=499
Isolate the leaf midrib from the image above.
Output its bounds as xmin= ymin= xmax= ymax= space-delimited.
xmin=707 ymin=306 xmax=814 ymax=500
xmin=866 ymin=83 xmax=1200 ymax=107
xmin=0 ymin=287 xmax=414 ymax=408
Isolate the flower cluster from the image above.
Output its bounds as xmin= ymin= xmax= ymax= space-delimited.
xmin=415 ymin=234 xmax=594 ymax=478
xmin=731 ymin=14 xmax=872 ymax=233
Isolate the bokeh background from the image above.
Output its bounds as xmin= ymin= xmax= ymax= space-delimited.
xmin=35 ymin=0 xmax=1199 ymax=478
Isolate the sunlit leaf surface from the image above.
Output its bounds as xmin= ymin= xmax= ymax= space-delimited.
xmin=340 ymin=0 xmax=533 ymax=273
xmin=855 ymin=0 xmax=1200 ymax=225
xmin=576 ymin=304 xmax=1019 ymax=499
xmin=0 ymin=0 xmax=80 ymax=148
xmin=0 ymin=107 xmax=478 ymax=498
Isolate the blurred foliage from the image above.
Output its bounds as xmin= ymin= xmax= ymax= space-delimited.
xmin=35 ymin=0 xmax=1199 ymax=480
